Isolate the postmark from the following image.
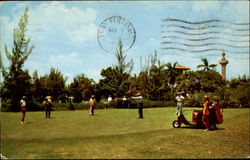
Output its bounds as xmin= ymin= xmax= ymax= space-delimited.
xmin=97 ymin=16 xmax=136 ymax=53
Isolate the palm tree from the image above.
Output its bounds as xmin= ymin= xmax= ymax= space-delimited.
xmin=165 ymin=62 xmax=179 ymax=94
xmin=197 ymin=58 xmax=217 ymax=71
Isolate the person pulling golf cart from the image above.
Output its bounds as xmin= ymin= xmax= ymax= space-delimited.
xmin=172 ymin=95 xmax=223 ymax=130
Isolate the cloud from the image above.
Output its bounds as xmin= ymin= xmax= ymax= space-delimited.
xmin=1 ymin=1 xmax=98 ymax=54
xmin=27 ymin=2 xmax=98 ymax=45
xmin=49 ymin=52 xmax=81 ymax=65
xmin=24 ymin=51 xmax=84 ymax=83
xmin=139 ymin=1 xmax=185 ymax=11
xmin=192 ymin=1 xmax=221 ymax=12
xmin=70 ymin=23 xmax=98 ymax=44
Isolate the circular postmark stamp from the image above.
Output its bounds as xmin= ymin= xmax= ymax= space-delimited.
xmin=97 ymin=16 xmax=136 ymax=53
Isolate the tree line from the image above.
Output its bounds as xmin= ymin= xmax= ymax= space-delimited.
xmin=1 ymin=7 xmax=249 ymax=111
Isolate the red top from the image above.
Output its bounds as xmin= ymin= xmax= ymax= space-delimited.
xmin=203 ymin=100 xmax=210 ymax=116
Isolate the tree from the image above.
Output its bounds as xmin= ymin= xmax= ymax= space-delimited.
xmin=32 ymin=71 xmax=47 ymax=102
xmin=148 ymin=60 xmax=169 ymax=100
xmin=99 ymin=40 xmax=133 ymax=97
xmin=165 ymin=62 xmax=179 ymax=94
xmin=197 ymin=58 xmax=217 ymax=71
xmin=99 ymin=67 xmax=117 ymax=97
xmin=114 ymin=40 xmax=133 ymax=96
xmin=0 ymin=47 xmax=4 ymax=96
xmin=137 ymin=51 xmax=157 ymax=98
xmin=45 ymin=68 xmax=67 ymax=102
xmin=67 ymin=74 xmax=95 ymax=102
xmin=176 ymin=70 xmax=224 ymax=93
xmin=135 ymin=51 xmax=173 ymax=100
xmin=3 ymin=7 xmax=35 ymax=110
xmin=31 ymin=68 xmax=67 ymax=103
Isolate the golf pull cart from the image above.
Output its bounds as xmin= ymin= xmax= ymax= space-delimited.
xmin=172 ymin=107 xmax=220 ymax=130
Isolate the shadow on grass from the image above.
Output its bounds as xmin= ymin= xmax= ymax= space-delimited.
xmin=174 ymin=125 xmax=225 ymax=131
xmin=22 ymin=122 xmax=32 ymax=125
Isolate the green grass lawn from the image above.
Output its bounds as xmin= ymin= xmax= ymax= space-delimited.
xmin=1 ymin=108 xmax=249 ymax=159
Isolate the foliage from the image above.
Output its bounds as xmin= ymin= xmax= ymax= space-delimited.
xmin=176 ymin=70 xmax=225 ymax=94
xmin=98 ymin=40 xmax=133 ymax=97
xmin=197 ymin=58 xmax=217 ymax=71
xmin=68 ymin=102 xmax=75 ymax=110
xmin=135 ymin=51 xmax=174 ymax=100
xmin=46 ymin=68 xmax=67 ymax=101
xmin=32 ymin=68 xmax=67 ymax=102
xmin=2 ymin=7 xmax=34 ymax=111
xmin=226 ymin=76 xmax=250 ymax=108
xmin=67 ymin=74 xmax=95 ymax=102
xmin=98 ymin=67 xmax=118 ymax=97
xmin=32 ymin=71 xmax=47 ymax=102
xmin=165 ymin=61 xmax=181 ymax=94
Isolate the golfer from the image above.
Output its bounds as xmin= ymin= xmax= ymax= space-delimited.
xmin=175 ymin=92 xmax=185 ymax=116
xmin=20 ymin=96 xmax=27 ymax=124
xmin=132 ymin=92 xmax=144 ymax=119
xmin=89 ymin=95 xmax=96 ymax=116
xmin=43 ymin=96 xmax=53 ymax=118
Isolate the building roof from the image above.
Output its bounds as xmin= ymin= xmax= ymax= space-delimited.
xmin=175 ymin=65 xmax=191 ymax=70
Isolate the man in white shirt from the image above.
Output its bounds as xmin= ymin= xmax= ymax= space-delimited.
xmin=132 ymin=93 xmax=143 ymax=119
xmin=107 ymin=95 xmax=112 ymax=108
xmin=20 ymin=96 xmax=27 ymax=124
xmin=175 ymin=92 xmax=185 ymax=116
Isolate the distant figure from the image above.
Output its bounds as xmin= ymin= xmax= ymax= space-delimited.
xmin=175 ymin=92 xmax=185 ymax=116
xmin=202 ymin=95 xmax=210 ymax=131
xmin=20 ymin=96 xmax=27 ymax=124
xmin=89 ymin=95 xmax=96 ymax=116
xmin=132 ymin=93 xmax=144 ymax=119
xmin=43 ymin=96 xmax=53 ymax=118
xmin=114 ymin=96 xmax=119 ymax=108
xmin=122 ymin=95 xmax=127 ymax=108
xmin=107 ymin=95 xmax=112 ymax=108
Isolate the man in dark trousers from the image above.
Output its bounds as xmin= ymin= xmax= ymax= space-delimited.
xmin=43 ymin=96 xmax=53 ymax=118
xmin=20 ymin=96 xmax=27 ymax=124
xmin=89 ymin=95 xmax=96 ymax=116
xmin=132 ymin=92 xmax=144 ymax=119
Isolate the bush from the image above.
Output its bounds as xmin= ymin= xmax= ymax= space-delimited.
xmin=27 ymin=101 xmax=43 ymax=111
xmin=1 ymin=103 xmax=12 ymax=112
xmin=143 ymin=100 xmax=175 ymax=108
xmin=68 ymin=102 xmax=75 ymax=110
xmin=1 ymin=101 xmax=44 ymax=112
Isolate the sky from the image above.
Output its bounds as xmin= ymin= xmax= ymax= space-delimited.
xmin=0 ymin=1 xmax=249 ymax=84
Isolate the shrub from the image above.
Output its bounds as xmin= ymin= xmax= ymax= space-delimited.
xmin=27 ymin=101 xmax=43 ymax=111
xmin=1 ymin=103 xmax=12 ymax=112
xmin=143 ymin=100 xmax=175 ymax=108
xmin=68 ymin=102 xmax=75 ymax=110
